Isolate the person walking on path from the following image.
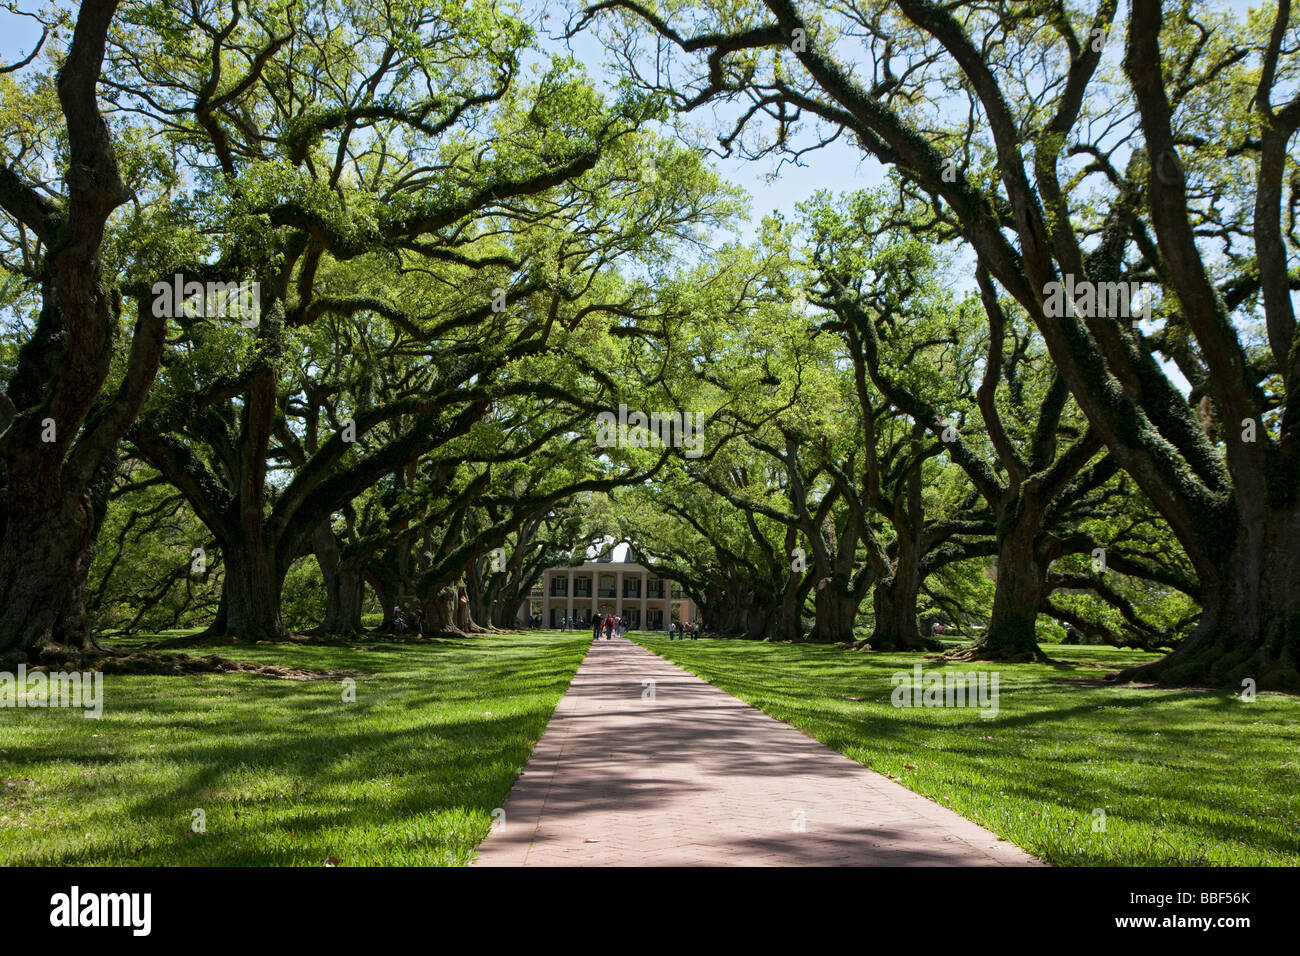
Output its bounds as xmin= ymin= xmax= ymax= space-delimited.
xmin=593 ymin=614 xmax=602 ymax=639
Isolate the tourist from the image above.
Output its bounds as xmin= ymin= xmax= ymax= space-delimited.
xmin=415 ymin=609 xmax=425 ymax=637
xmin=593 ymin=614 xmax=603 ymax=639
xmin=393 ymin=608 xmax=405 ymax=635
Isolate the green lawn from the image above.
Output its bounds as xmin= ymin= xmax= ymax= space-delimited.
xmin=0 ymin=632 xmax=588 ymax=866
xmin=630 ymin=634 xmax=1300 ymax=866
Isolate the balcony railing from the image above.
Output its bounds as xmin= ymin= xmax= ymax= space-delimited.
xmin=597 ymin=587 xmax=616 ymax=598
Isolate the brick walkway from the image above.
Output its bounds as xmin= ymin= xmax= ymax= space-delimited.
xmin=474 ymin=636 xmax=1043 ymax=866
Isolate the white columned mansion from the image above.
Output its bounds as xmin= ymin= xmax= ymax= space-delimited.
xmin=518 ymin=549 xmax=696 ymax=630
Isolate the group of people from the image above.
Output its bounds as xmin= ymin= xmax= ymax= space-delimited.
xmin=667 ymin=620 xmax=699 ymax=640
xmin=392 ymin=606 xmax=425 ymax=636
xmin=529 ymin=614 xmax=703 ymax=639
xmin=592 ymin=613 xmax=629 ymax=640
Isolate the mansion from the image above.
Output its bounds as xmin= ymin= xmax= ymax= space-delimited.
xmin=520 ymin=554 xmax=697 ymax=630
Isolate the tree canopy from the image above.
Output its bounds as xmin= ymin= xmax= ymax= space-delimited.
xmin=1 ymin=0 xmax=1297 ymax=690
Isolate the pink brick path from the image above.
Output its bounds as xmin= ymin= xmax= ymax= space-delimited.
xmin=474 ymin=635 xmax=1043 ymax=866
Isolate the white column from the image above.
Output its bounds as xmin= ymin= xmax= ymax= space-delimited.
xmin=640 ymin=569 xmax=647 ymax=631
xmin=566 ymin=570 xmax=574 ymax=628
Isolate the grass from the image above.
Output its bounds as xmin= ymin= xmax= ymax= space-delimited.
xmin=629 ymin=634 xmax=1300 ymax=866
xmin=0 ymin=631 xmax=588 ymax=866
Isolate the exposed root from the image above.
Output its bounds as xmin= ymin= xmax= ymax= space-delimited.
xmin=944 ymin=641 xmax=1052 ymax=664
xmin=140 ymin=627 xmax=470 ymax=650
xmin=1109 ymin=650 xmax=1299 ymax=694
xmin=11 ymin=648 xmax=361 ymax=680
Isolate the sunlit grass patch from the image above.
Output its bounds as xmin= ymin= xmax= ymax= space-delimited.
xmin=0 ymin=632 xmax=588 ymax=866
xmin=631 ymin=635 xmax=1300 ymax=866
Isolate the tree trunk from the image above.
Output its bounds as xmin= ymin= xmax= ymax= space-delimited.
xmin=867 ymin=532 xmax=935 ymax=651
xmin=219 ymin=541 xmax=287 ymax=640
xmin=804 ymin=574 xmax=860 ymax=643
xmin=325 ymin=563 xmax=366 ymax=636
xmin=453 ymin=581 xmax=482 ymax=632
xmin=769 ymin=571 xmax=806 ymax=640
xmin=312 ymin=524 xmax=365 ymax=636
xmin=0 ymin=0 xmax=140 ymax=665
xmin=960 ymin=508 xmax=1051 ymax=662
xmin=490 ymin=588 xmax=526 ymax=629
xmin=368 ymin=569 xmax=396 ymax=633
xmin=868 ymin=575 xmax=935 ymax=651
xmin=1119 ymin=502 xmax=1300 ymax=691
xmin=688 ymin=571 xmax=774 ymax=637
xmin=699 ymin=586 xmax=757 ymax=637
xmin=422 ymin=574 xmax=468 ymax=635
xmin=0 ymin=494 xmax=100 ymax=665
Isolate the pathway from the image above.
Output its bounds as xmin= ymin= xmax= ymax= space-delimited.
xmin=473 ymin=635 xmax=1042 ymax=866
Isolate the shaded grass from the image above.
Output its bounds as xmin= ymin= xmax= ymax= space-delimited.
xmin=0 ymin=631 xmax=588 ymax=866
xmin=629 ymin=635 xmax=1300 ymax=866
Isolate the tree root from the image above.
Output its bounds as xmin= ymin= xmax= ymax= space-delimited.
xmin=5 ymin=647 xmax=361 ymax=680
xmin=944 ymin=641 xmax=1052 ymax=664
xmin=1110 ymin=648 xmax=1300 ymax=693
